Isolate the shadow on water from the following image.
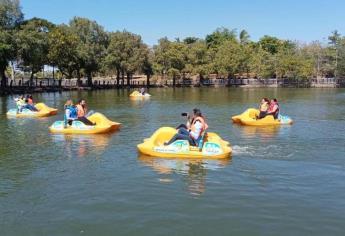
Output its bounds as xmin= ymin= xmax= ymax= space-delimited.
xmin=138 ymin=155 xmax=231 ymax=196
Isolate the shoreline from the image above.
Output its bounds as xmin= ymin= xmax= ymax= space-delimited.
xmin=0 ymin=77 xmax=343 ymax=96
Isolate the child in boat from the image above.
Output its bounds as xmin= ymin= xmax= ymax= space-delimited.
xmin=165 ymin=109 xmax=208 ymax=146
xmin=14 ymin=96 xmax=25 ymax=113
xmin=64 ymin=99 xmax=78 ymax=126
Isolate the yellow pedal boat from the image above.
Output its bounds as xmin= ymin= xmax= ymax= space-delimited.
xmin=137 ymin=127 xmax=232 ymax=159
xmin=232 ymin=108 xmax=293 ymax=126
xmin=6 ymin=103 xmax=58 ymax=118
xmin=49 ymin=112 xmax=121 ymax=134
xmin=129 ymin=91 xmax=151 ymax=99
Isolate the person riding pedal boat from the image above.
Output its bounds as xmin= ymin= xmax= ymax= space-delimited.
xmin=257 ymin=98 xmax=270 ymax=119
xmin=164 ymin=108 xmax=208 ymax=146
xmin=76 ymin=99 xmax=95 ymax=126
xmin=267 ymin=98 xmax=279 ymax=119
xmin=64 ymin=99 xmax=78 ymax=127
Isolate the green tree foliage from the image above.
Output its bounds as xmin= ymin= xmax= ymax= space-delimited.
xmin=104 ymin=30 xmax=149 ymax=87
xmin=16 ymin=17 xmax=55 ymax=82
xmin=258 ymin=35 xmax=282 ymax=54
xmin=214 ymin=39 xmax=241 ymax=78
xmin=0 ymin=0 xmax=23 ymax=29
xmin=2 ymin=1 xmax=345 ymax=90
xmin=205 ymin=27 xmax=237 ymax=48
xmin=69 ymin=17 xmax=108 ymax=86
xmin=48 ymin=25 xmax=79 ymax=79
xmin=153 ymin=38 xmax=187 ymax=86
xmin=0 ymin=0 xmax=23 ymax=88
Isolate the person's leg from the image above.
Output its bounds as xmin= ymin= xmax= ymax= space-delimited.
xmin=176 ymin=124 xmax=188 ymax=130
xmin=258 ymin=111 xmax=267 ymax=119
xmin=77 ymin=116 xmax=95 ymax=126
xmin=29 ymin=104 xmax=38 ymax=111
xmin=274 ymin=112 xmax=279 ymax=119
xmin=178 ymin=127 xmax=190 ymax=136
xmin=165 ymin=133 xmax=190 ymax=145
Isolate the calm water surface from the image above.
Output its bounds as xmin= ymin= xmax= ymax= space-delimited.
xmin=0 ymin=88 xmax=345 ymax=235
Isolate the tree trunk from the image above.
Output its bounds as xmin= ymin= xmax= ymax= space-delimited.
xmin=0 ymin=67 xmax=7 ymax=89
xmin=173 ymin=75 xmax=176 ymax=87
xmin=30 ymin=71 xmax=34 ymax=87
xmin=127 ymin=72 xmax=131 ymax=89
xmin=199 ymin=74 xmax=204 ymax=86
xmin=86 ymin=71 xmax=92 ymax=87
xmin=116 ymin=69 xmax=120 ymax=88
xmin=146 ymin=74 xmax=150 ymax=88
xmin=121 ymin=69 xmax=125 ymax=88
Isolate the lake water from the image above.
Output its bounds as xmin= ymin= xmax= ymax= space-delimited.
xmin=1 ymin=88 xmax=345 ymax=235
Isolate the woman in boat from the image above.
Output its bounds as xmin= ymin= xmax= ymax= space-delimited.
xmin=76 ymin=99 xmax=95 ymax=126
xmin=266 ymin=98 xmax=279 ymax=119
xmin=165 ymin=109 xmax=208 ymax=146
xmin=258 ymin=98 xmax=270 ymax=119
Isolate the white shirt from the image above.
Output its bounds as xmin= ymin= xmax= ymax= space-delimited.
xmin=190 ymin=121 xmax=203 ymax=140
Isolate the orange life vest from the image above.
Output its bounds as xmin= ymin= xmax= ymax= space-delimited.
xmin=28 ymin=98 xmax=34 ymax=105
xmin=76 ymin=104 xmax=86 ymax=117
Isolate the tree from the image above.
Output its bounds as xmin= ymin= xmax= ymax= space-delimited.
xmin=258 ymin=35 xmax=282 ymax=54
xmin=328 ymin=30 xmax=341 ymax=78
xmin=154 ymin=39 xmax=187 ymax=86
xmin=16 ymin=17 xmax=54 ymax=83
xmin=185 ymin=40 xmax=211 ymax=84
xmin=70 ymin=17 xmax=108 ymax=86
xmin=141 ymin=47 xmax=153 ymax=87
xmin=104 ymin=30 xmax=148 ymax=87
xmin=0 ymin=0 xmax=23 ymax=88
xmin=183 ymin=37 xmax=199 ymax=45
xmin=239 ymin=30 xmax=250 ymax=44
xmin=205 ymin=27 xmax=237 ymax=48
xmin=0 ymin=0 xmax=23 ymax=29
xmin=48 ymin=25 xmax=80 ymax=79
xmin=214 ymin=39 xmax=241 ymax=78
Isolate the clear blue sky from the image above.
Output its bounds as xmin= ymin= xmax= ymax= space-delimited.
xmin=21 ymin=0 xmax=345 ymax=45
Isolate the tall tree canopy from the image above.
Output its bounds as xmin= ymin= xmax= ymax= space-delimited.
xmin=69 ymin=17 xmax=108 ymax=86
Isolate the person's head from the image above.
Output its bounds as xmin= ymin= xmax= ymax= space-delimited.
xmin=273 ymin=98 xmax=278 ymax=103
xmin=29 ymin=95 xmax=33 ymax=100
xmin=26 ymin=94 xmax=30 ymax=99
xmin=78 ymin=99 xmax=86 ymax=106
xmin=262 ymin=98 xmax=269 ymax=103
xmin=65 ymin=99 xmax=73 ymax=107
xmin=193 ymin=108 xmax=203 ymax=118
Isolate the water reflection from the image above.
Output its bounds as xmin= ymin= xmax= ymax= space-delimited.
xmin=51 ymin=134 xmax=112 ymax=158
xmin=236 ymin=124 xmax=282 ymax=139
xmin=138 ymin=155 xmax=231 ymax=196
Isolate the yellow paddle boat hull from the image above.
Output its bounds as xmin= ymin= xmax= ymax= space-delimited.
xmin=6 ymin=103 xmax=58 ymax=118
xmin=232 ymin=108 xmax=293 ymax=126
xmin=137 ymin=127 xmax=232 ymax=159
xmin=129 ymin=91 xmax=151 ymax=99
xmin=49 ymin=112 xmax=121 ymax=134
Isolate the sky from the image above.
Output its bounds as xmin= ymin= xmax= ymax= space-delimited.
xmin=21 ymin=0 xmax=345 ymax=45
